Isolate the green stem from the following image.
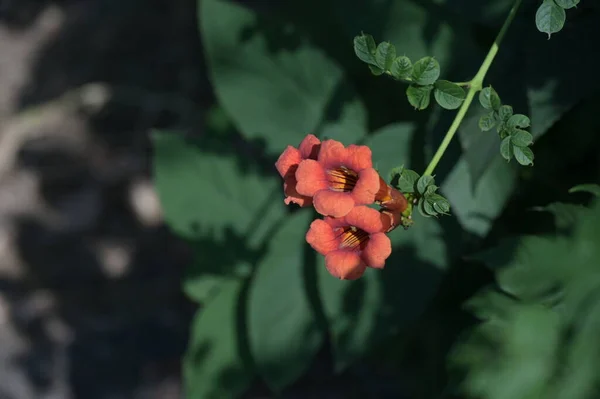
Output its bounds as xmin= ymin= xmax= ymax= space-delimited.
xmin=423 ymin=0 xmax=522 ymax=177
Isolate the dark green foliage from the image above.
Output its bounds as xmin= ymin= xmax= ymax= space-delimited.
xmin=151 ymin=0 xmax=600 ymax=397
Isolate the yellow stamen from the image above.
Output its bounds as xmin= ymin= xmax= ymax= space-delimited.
xmin=327 ymin=167 xmax=358 ymax=192
xmin=338 ymin=226 xmax=369 ymax=250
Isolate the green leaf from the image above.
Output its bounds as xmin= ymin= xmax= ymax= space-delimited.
xmin=473 ymin=235 xmax=568 ymax=300
xmin=498 ymin=105 xmax=513 ymax=122
xmin=393 ymin=168 xmax=420 ymax=193
xmin=479 ymin=86 xmax=501 ymax=110
xmin=534 ymin=202 xmax=590 ymax=231
xmin=406 ymin=84 xmax=433 ymax=110
xmin=390 ymin=56 xmax=413 ymax=80
xmin=569 ymin=184 xmax=600 ymax=197
xmin=411 ymin=56 xmax=440 ymax=85
xmin=500 ymin=136 xmax=513 ymax=161
xmin=200 ymin=0 xmax=343 ymax=152
xmin=417 ymin=197 xmax=432 ymax=218
xmin=151 ymin=131 xmax=281 ymax=241
xmin=433 ymin=80 xmax=466 ymax=110
xmin=457 ymin=305 xmax=561 ymax=399
xmin=318 ymin=85 xmax=369 ymax=144
xmin=353 ymin=33 xmax=378 ymax=65
xmin=441 ymin=156 xmax=517 ymax=237
xmin=375 ymin=41 xmax=396 ymax=70
xmin=507 ymin=114 xmax=531 ymax=129
xmin=513 ymin=145 xmax=535 ymax=166
xmin=536 ymin=0 xmax=566 ymax=38
xmin=416 ymin=175 xmax=435 ymax=195
xmin=184 ymin=280 xmax=253 ymax=399
xmin=424 ymin=184 xmax=438 ymax=197
xmin=478 ymin=113 xmax=497 ymax=131
xmin=368 ymin=64 xmax=385 ymax=75
xmin=422 ymin=198 xmax=437 ymax=216
xmin=248 ymin=211 xmax=323 ymax=392
xmin=463 ymin=286 xmax=519 ymax=320
xmin=554 ymin=0 xmax=580 ymax=9
xmin=428 ymin=194 xmax=451 ymax=215
xmin=510 ymin=129 xmax=534 ymax=147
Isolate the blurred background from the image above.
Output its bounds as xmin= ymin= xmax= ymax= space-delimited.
xmin=0 ymin=0 xmax=201 ymax=398
xmin=0 ymin=0 xmax=599 ymax=399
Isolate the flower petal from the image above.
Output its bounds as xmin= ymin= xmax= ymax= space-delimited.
xmin=380 ymin=209 xmax=402 ymax=232
xmin=295 ymin=159 xmax=328 ymax=196
xmin=298 ymin=134 xmax=321 ymax=160
xmin=317 ymin=140 xmax=347 ymax=170
xmin=350 ymin=168 xmax=380 ymax=205
xmin=361 ymin=232 xmax=392 ymax=269
xmin=306 ymin=219 xmax=339 ymax=255
xmin=275 ymin=146 xmax=302 ymax=178
xmin=313 ymin=190 xmax=355 ymax=218
xmin=325 ymin=250 xmax=367 ymax=280
xmin=323 ymin=215 xmax=348 ymax=229
xmin=283 ymin=176 xmax=313 ymax=207
xmin=344 ymin=206 xmax=385 ymax=234
xmin=344 ymin=144 xmax=372 ymax=171
xmin=378 ymin=185 xmax=408 ymax=212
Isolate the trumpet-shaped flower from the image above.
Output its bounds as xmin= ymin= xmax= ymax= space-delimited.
xmin=305 ymin=206 xmax=392 ymax=280
xmin=275 ymin=134 xmax=321 ymax=207
xmin=295 ymin=140 xmax=380 ymax=217
xmin=375 ymin=176 xmax=408 ymax=212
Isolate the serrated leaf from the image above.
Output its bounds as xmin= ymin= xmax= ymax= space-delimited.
xmin=353 ymin=33 xmax=378 ymax=65
xmin=375 ymin=41 xmax=396 ymax=70
xmin=479 ymin=113 xmax=497 ymax=131
xmin=428 ymin=194 xmax=451 ymax=215
xmin=423 ymin=199 xmax=437 ymax=216
xmin=507 ymin=114 xmax=531 ymax=129
xmin=500 ymin=136 xmax=513 ymax=161
xmin=248 ymin=211 xmax=323 ymax=392
xmin=184 ymin=280 xmax=253 ymax=399
xmin=510 ymin=129 xmax=534 ymax=147
xmin=513 ymin=145 xmax=535 ymax=166
xmin=406 ymin=84 xmax=433 ymax=110
xmin=416 ymin=175 xmax=435 ymax=195
xmin=424 ymin=184 xmax=438 ymax=197
xmin=394 ymin=168 xmax=420 ymax=193
xmin=569 ymin=184 xmax=600 ymax=197
xmin=554 ymin=0 xmax=579 ymax=10
xmin=536 ymin=0 xmax=566 ymax=38
xmin=479 ymin=86 xmax=501 ymax=110
xmin=433 ymin=80 xmax=466 ymax=110
xmin=417 ymin=197 xmax=431 ymax=218
xmin=411 ymin=56 xmax=440 ymax=85
xmin=498 ymin=105 xmax=513 ymax=122
xmin=390 ymin=56 xmax=413 ymax=80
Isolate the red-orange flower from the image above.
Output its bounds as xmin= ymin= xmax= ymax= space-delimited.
xmin=375 ymin=176 xmax=409 ymax=212
xmin=295 ymin=140 xmax=380 ymax=217
xmin=305 ymin=206 xmax=393 ymax=280
xmin=275 ymin=134 xmax=321 ymax=207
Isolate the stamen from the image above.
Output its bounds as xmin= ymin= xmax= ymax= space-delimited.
xmin=327 ymin=166 xmax=358 ymax=192
xmin=338 ymin=226 xmax=369 ymax=250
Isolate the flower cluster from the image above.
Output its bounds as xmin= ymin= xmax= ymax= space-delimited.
xmin=275 ymin=134 xmax=409 ymax=280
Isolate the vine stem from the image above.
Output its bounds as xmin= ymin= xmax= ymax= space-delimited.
xmin=423 ymin=0 xmax=522 ymax=177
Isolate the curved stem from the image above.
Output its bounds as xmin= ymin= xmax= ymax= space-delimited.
xmin=423 ymin=0 xmax=522 ymax=177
